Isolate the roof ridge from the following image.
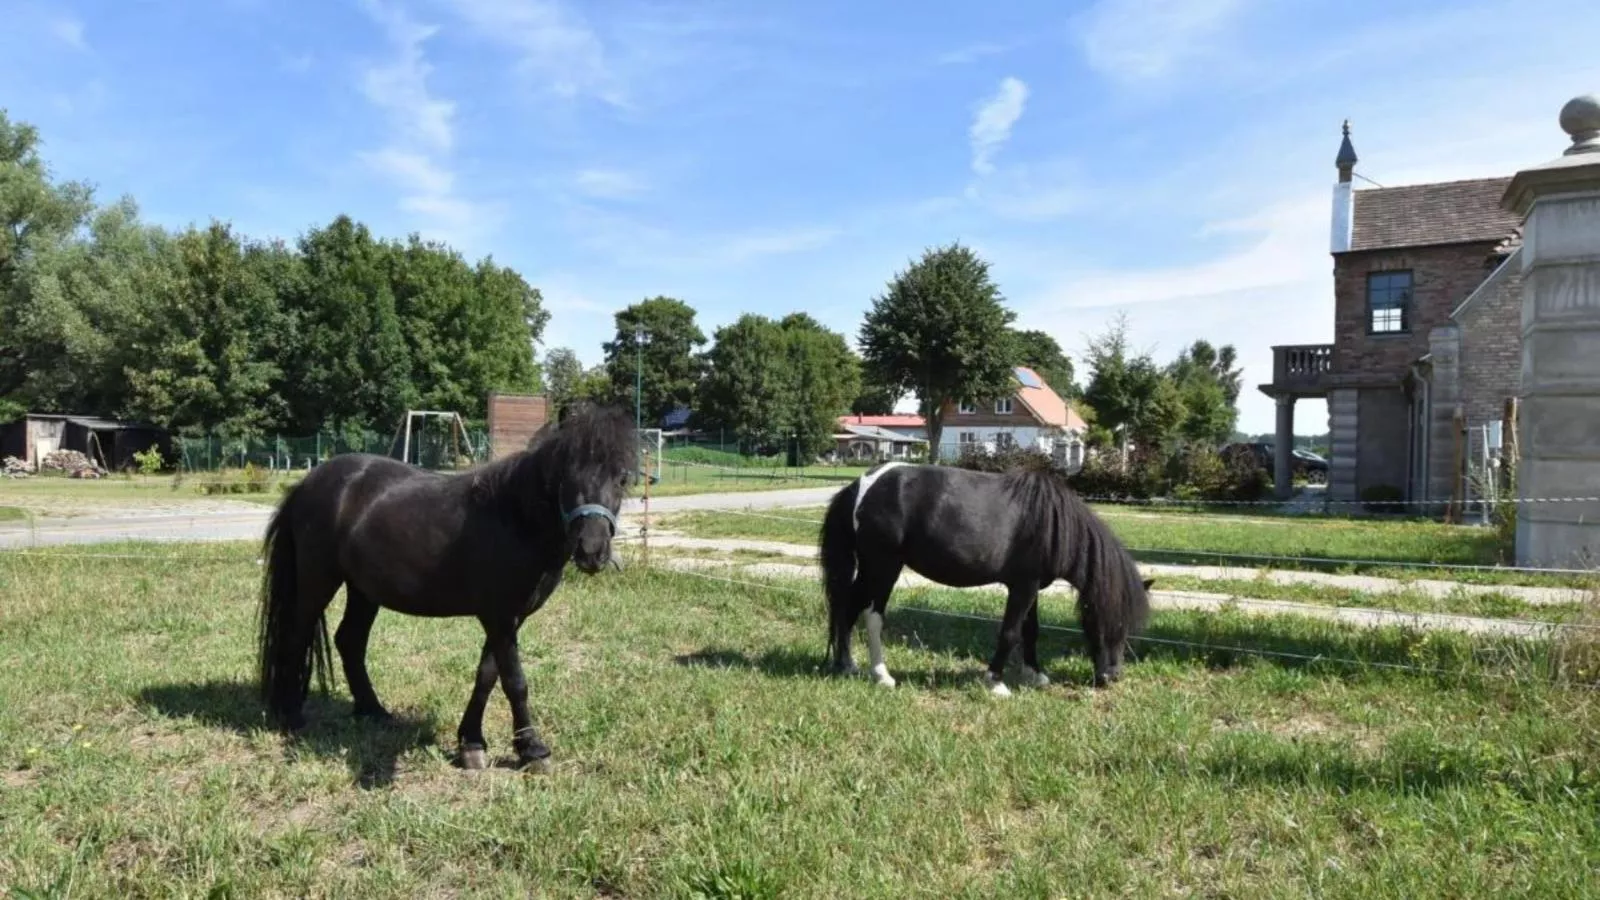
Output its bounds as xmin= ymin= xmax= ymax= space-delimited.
xmin=1354 ymin=174 xmax=1513 ymax=193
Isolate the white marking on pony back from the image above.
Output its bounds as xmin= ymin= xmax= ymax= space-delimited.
xmin=866 ymin=611 xmax=895 ymax=687
xmin=853 ymin=461 xmax=909 ymax=531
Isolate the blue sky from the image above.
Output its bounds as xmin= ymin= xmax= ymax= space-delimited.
xmin=4 ymin=0 xmax=1599 ymax=434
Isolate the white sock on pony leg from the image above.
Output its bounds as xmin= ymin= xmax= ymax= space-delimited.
xmin=1020 ymin=665 xmax=1050 ymax=687
xmin=980 ymin=670 xmax=1012 ymax=698
xmin=865 ymin=611 xmax=895 ymax=687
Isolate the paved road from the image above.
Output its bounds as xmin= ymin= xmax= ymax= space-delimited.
xmin=0 ymin=484 xmax=844 ymax=549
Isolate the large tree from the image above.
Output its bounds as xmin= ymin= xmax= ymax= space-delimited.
xmin=696 ymin=314 xmax=789 ymax=450
xmin=601 ymin=296 xmax=707 ymax=426
xmin=858 ymin=243 xmax=1016 ymax=459
xmin=1007 ymin=328 xmax=1077 ymax=399
xmin=777 ymin=312 xmax=861 ymax=458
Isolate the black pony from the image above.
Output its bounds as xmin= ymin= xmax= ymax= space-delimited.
xmin=819 ymin=461 xmax=1152 ymax=695
xmin=257 ymin=403 xmax=638 ymax=771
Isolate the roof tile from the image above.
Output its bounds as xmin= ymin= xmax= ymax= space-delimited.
xmin=1349 ymin=177 xmax=1522 ymax=253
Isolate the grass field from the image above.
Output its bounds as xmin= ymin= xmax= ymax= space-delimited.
xmin=2 ymin=542 xmax=1598 ymax=897
xmin=652 ymin=507 xmax=1586 ymax=588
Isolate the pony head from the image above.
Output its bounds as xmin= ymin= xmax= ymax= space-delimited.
xmin=526 ymin=403 xmax=639 ymax=574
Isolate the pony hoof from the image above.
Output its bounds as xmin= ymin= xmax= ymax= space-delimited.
xmin=869 ymin=665 xmax=896 ymax=688
xmin=517 ymin=755 xmax=553 ymax=775
xmin=353 ymin=706 xmax=393 ymax=723
xmin=459 ymin=747 xmax=489 ymax=770
xmin=1022 ymin=667 xmax=1051 ymax=688
xmin=830 ymin=662 xmax=860 ymax=678
xmin=980 ymin=672 xmax=1011 ymax=698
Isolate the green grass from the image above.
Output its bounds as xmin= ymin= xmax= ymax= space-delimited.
xmin=655 ymin=507 xmax=1589 ymax=588
xmin=0 ymin=506 xmax=27 ymax=523
xmin=2 ymin=542 xmax=1599 ymax=897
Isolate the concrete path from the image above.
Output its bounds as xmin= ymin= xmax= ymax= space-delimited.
xmin=637 ymin=532 xmax=1591 ymax=607
xmin=649 ymin=555 xmax=1564 ymax=641
xmin=0 ymin=485 xmax=844 ymax=549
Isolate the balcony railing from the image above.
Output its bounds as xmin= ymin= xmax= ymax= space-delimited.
xmin=1271 ymin=344 xmax=1334 ymax=389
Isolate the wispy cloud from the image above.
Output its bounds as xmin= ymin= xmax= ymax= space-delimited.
xmin=50 ymin=17 xmax=88 ymax=51
xmin=356 ymin=0 xmax=498 ymax=246
xmin=440 ymin=0 xmax=624 ymax=106
xmin=964 ymin=158 xmax=1086 ymax=221
xmin=937 ymin=41 xmax=1014 ymax=66
xmin=1078 ymin=0 xmax=1246 ymax=83
xmin=969 ymin=76 xmax=1028 ymax=176
xmin=574 ymin=168 xmax=647 ymax=200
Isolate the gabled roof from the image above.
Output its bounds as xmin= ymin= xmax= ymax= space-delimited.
xmin=1348 ymin=176 xmax=1522 ymax=252
xmin=837 ymin=423 xmax=927 ymax=443
xmin=1010 ymin=366 xmax=1088 ymax=432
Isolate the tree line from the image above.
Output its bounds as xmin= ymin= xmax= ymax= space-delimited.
xmin=4 ymin=109 xmax=1242 ymax=461
xmin=1 ymin=111 xmax=544 ymax=443
xmin=543 ymin=244 xmax=1243 ymax=461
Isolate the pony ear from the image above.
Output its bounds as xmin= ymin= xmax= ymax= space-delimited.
xmin=1141 ymin=578 xmax=1155 ymax=591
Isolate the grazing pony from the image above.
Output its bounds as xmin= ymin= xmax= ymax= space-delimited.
xmin=819 ymin=461 xmax=1152 ymax=695
xmin=257 ymin=404 xmax=638 ymax=771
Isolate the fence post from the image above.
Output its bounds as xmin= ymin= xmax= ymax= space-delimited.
xmin=642 ymin=447 xmax=652 ymax=569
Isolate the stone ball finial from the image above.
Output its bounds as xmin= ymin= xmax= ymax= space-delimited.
xmin=1560 ymin=93 xmax=1600 ymax=155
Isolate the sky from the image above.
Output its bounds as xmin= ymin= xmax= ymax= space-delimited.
xmin=4 ymin=0 xmax=1599 ymax=435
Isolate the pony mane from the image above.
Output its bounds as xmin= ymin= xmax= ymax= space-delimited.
xmin=1000 ymin=468 xmax=1148 ymax=628
xmin=467 ymin=403 xmax=638 ymax=515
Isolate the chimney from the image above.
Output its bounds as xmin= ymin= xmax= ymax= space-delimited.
xmin=1330 ymin=120 xmax=1357 ymax=253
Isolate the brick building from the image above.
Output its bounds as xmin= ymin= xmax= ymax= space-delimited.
xmin=1260 ymin=123 xmax=1523 ymax=506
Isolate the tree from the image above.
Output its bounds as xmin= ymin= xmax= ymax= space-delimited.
xmin=279 ymin=215 xmax=415 ymax=438
xmin=543 ymin=347 xmax=585 ymax=418
xmin=1083 ymin=314 xmax=1188 ymax=451
xmin=850 ymin=379 xmax=900 ymax=416
xmin=601 ymin=296 xmax=707 ymax=426
xmin=859 ymin=243 xmax=1016 ymax=460
xmin=777 ymin=313 xmax=861 ymax=459
xmin=1007 ymin=328 xmax=1076 ymax=398
xmin=0 ymin=109 xmax=98 ymax=410
xmin=1165 ymin=339 xmax=1242 ymax=446
xmin=122 ymin=221 xmax=286 ymax=440
xmin=696 ymin=314 xmax=789 ymax=451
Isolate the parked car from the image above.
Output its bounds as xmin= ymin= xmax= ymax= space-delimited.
xmin=1219 ymin=442 xmax=1329 ymax=485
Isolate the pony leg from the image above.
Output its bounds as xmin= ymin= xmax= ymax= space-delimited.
xmin=276 ymin=573 xmax=340 ymax=730
xmin=335 ymin=588 xmax=389 ymax=720
xmin=487 ymin=622 xmax=552 ymax=772
xmin=859 ymin=563 xmax=902 ymax=688
xmin=1019 ymin=599 xmax=1050 ymax=688
xmin=828 ymin=590 xmax=864 ymax=677
xmin=983 ymin=585 xmax=1038 ymax=698
xmin=455 ymin=643 xmax=499 ymax=770
xmin=1078 ymin=598 xmax=1116 ymax=688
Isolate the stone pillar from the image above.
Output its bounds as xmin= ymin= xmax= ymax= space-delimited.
xmin=1505 ymin=94 xmax=1600 ymax=568
xmin=1274 ymin=395 xmax=1295 ymax=500
xmin=1327 ymin=389 xmax=1359 ymax=502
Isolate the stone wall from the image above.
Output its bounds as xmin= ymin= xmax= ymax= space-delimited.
xmin=1455 ymin=260 xmax=1523 ymax=429
xmin=1356 ymin=387 xmax=1410 ymax=497
xmin=1332 ymin=241 xmax=1505 ymax=380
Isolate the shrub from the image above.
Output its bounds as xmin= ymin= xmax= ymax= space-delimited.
xmin=133 ymin=446 xmax=165 ymax=476
xmin=951 ymin=443 xmax=1059 ymax=476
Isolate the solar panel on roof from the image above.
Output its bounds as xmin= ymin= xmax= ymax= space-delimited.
xmin=1013 ymin=367 xmax=1043 ymax=389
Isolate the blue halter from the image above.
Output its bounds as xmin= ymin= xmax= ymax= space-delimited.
xmin=562 ymin=503 xmax=618 ymax=535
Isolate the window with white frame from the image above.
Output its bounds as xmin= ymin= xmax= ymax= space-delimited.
xmin=994 ymin=397 xmax=1013 ymax=415
xmin=958 ymin=431 xmax=978 ymax=447
xmin=995 ymin=432 xmax=1016 ymax=450
xmin=958 ymin=400 xmax=977 ymax=414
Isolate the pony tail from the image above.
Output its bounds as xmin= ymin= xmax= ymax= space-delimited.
xmin=257 ymin=483 xmax=332 ymax=727
xmin=819 ymin=480 xmax=859 ymax=661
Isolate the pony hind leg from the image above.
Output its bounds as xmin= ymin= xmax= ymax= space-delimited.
xmin=857 ymin=561 xmax=903 ymax=688
xmin=1077 ymin=595 xmax=1118 ymax=688
xmin=335 ymin=587 xmax=389 ymax=721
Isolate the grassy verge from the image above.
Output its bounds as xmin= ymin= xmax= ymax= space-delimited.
xmin=2 ymin=542 xmax=1598 ymax=897
xmin=653 ymin=507 xmax=1587 ymax=588
xmin=0 ymin=505 xmax=28 ymax=523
